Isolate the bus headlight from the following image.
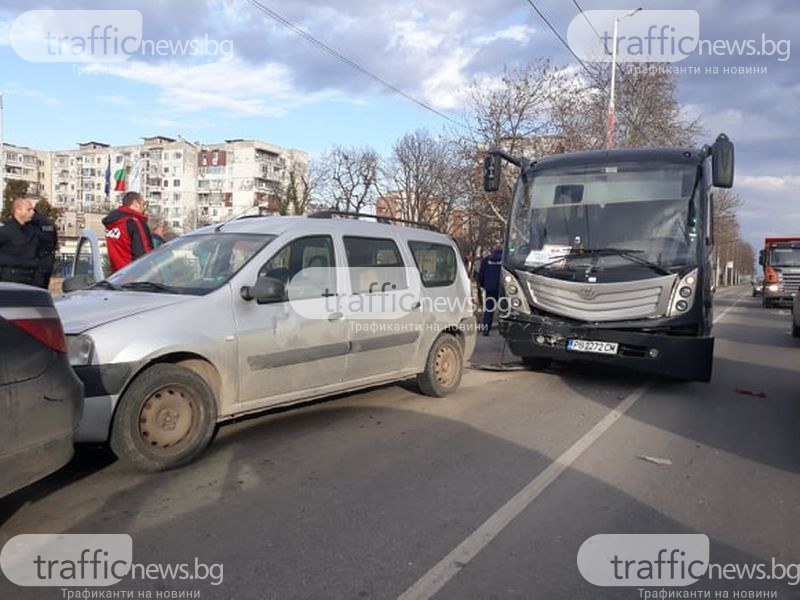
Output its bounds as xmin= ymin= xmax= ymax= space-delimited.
xmin=501 ymin=268 xmax=530 ymax=315
xmin=668 ymin=269 xmax=698 ymax=316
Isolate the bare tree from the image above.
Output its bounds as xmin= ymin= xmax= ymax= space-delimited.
xmin=552 ymin=62 xmax=704 ymax=150
xmin=315 ymin=146 xmax=381 ymax=213
xmin=712 ymin=188 xmax=752 ymax=284
xmin=458 ymin=61 xmax=564 ymax=230
xmin=383 ymin=130 xmax=466 ymax=232
xmin=183 ymin=208 xmax=212 ymax=232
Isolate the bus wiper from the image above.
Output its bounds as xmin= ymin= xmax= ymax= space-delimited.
xmin=120 ymin=281 xmax=178 ymax=294
xmin=91 ymin=280 xmax=119 ymax=291
xmin=574 ymin=248 xmax=671 ymax=276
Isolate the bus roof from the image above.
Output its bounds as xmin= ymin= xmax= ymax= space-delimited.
xmin=531 ymin=147 xmax=703 ymax=172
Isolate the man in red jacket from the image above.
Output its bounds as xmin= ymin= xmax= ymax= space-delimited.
xmin=102 ymin=191 xmax=154 ymax=272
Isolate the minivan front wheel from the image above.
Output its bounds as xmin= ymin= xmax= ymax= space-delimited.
xmin=110 ymin=364 xmax=218 ymax=472
xmin=417 ymin=333 xmax=464 ymax=397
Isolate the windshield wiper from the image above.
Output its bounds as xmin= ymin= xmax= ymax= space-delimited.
xmin=90 ymin=280 xmax=119 ymax=291
xmin=120 ymin=281 xmax=178 ymax=294
xmin=572 ymin=248 xmax=671 ymax=276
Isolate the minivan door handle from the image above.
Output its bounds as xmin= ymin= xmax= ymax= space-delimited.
xmin=328 ymin=312 xmax=344 ymax=322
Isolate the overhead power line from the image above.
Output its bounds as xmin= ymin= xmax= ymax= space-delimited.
xmin=243 ymin=0 xmax=472 ymax=132
xmin=526 ymin=0 xmax=662 ymax=144
xmin=524 ymin=0 xmax=594 ymax=79
xmin=570 ymin=0 xmax=606 ymax=52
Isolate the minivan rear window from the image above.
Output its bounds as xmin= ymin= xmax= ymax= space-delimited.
xmin=408 ymin=241 xmax=457 ymax=287
xmin=344 ymin=236 xmax=407 ymax=293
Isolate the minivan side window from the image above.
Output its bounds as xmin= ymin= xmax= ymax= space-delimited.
xmin=259 ymin=236 xmax=336 ymax=300
xmin=343 ymin=236 xmax=407 ymax=294
xmin=408 ymin=241 xmax=457 ymax=287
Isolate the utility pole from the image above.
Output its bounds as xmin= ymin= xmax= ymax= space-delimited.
xmin=606 ymin=8 xmax=641 ymax=149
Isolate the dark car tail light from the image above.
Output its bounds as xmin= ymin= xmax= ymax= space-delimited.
xmin=10 ymin=318 xmax=68 ymax=353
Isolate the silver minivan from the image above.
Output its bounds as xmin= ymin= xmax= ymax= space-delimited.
xmin=58 ymin=215 xmax=476 ymax=471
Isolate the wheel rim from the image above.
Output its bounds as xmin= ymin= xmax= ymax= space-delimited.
xmin=434 ymin=343 xmax=460 ymax=388
xmin=139 ymin=385 xmax=197 ymax=452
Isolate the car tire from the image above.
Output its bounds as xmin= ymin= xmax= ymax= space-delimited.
xmin=110 ymin=364 xmax=218 ymax=472
xmin=521 ymin=356 xmax=552 ymax=371
xmin=793 ymin=322 xmax=800 ymax=338
xmin=417 ymin=333 xmax=464 ymax=397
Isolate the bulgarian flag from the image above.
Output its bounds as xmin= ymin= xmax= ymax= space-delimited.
xmin=113 ymin=167 xmax=126 ymax=192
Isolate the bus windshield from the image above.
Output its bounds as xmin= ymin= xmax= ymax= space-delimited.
xmin=507 ymin=162 xmax=702 ymax=275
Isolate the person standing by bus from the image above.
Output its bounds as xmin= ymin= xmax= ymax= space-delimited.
xmin=478 ymin=246 xmax=503 ymax=335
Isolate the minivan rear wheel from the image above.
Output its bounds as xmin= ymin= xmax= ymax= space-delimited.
xmin=110 ymin=364 xmax=217 ymax=472
xmin=417 ymin=333 xmax=464 ymax=397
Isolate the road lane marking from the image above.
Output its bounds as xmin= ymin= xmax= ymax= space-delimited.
xmin=397 ymin=382 xmax=651 ymax=600
xmin=713 ymin=291 xmax=745 ymax=324
xmin=399 ymin=290 xmax=744 ymax=600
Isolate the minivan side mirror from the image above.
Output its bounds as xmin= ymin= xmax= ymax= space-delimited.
xmin=62 ymin=275 xmax=93 ymax=294
xmin=711 ymin=133 xmax=734 ymax=188
xmin=240 ymin=277 xmax=286 ymax=304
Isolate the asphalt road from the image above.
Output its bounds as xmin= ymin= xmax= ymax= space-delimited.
xmin=1 ymin=286 xmax=798 ymax=600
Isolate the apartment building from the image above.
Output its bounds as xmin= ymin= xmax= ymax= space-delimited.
xmin=2 ymin=142 xmax=51 ymax=200
xmin=197 ymin=139 xmax=309 ymax=224
xmin=3 ymin=136 xmax=308 ymax=238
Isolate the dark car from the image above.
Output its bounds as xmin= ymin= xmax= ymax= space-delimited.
xmin=752 ymin=276 xmax=764 ymax=297
xmin=792 ymin=293 xmax=799 ymax=338
xmin=0 ymin=283 xmax=83 ymax=497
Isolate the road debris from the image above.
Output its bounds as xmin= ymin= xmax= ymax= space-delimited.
xmin=638 ymin=455 xmax=673 ymax=466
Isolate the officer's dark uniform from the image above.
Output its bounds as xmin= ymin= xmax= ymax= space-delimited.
xmin=0 ymin=217 xmax=39 ymax=286
xmin=30 ymin=212 xmax=58 ymax=289
xmin=478 ymin=248 xmax=503 ymax=334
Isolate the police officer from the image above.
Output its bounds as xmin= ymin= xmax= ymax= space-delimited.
xmin=478 ymin=246 xmax=503 ymax=335
xmin=0 ymin=197 xmax=39 ymax=286
xmin=30 ymin=209 xmax=58 ymax=289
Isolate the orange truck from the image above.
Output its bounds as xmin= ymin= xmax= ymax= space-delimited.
xmin=759 ymin=236 xmax=800 ymax=308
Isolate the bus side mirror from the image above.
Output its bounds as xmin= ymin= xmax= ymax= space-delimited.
xmin=758 ymin=250 xmax=764 ymax=266
xmin=711 ymin=133 xmax=734 ymax=188
xmin=484 ymin=154 xmax=501 ymax=192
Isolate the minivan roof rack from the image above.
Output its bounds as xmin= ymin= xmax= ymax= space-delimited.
xmin=308 ymin=210 xmax=440 ymax=232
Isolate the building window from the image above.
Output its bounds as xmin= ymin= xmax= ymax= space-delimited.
xmin=173 ymin=193 xmax=181 ymax=202
xmin=173 ymin=179 xmax=180 ymax=187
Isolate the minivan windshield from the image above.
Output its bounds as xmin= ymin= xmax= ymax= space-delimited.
xmin=103 ymin=233 xmax=275 ymax=295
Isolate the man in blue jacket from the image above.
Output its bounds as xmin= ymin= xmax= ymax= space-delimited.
xmin=478 ymin=246 xmax=503 ymax=335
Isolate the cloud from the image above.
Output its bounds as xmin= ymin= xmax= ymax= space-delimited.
xmin=1 ymin=81 xmax=60 ymax=106
xmin=685 ymin=105 xmax=791 ymax=143
xmin=735 ymin=174 xmax=800 ymax=249
xmin=95 ymin=57 xmax=343 ymax=118
xmin=97 ymin=95 xmax=136 ymax=107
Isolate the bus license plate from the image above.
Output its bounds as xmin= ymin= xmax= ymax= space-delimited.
xmin=567 ymin=339 xmax=619 ymax=355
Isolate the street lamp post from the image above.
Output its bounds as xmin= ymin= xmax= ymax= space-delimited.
xmin=606 ymin=8 xmax=642 ymax=149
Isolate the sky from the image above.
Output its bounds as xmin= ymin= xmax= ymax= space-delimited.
xmin=0 ymin=0 xmax=797 ymax=252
